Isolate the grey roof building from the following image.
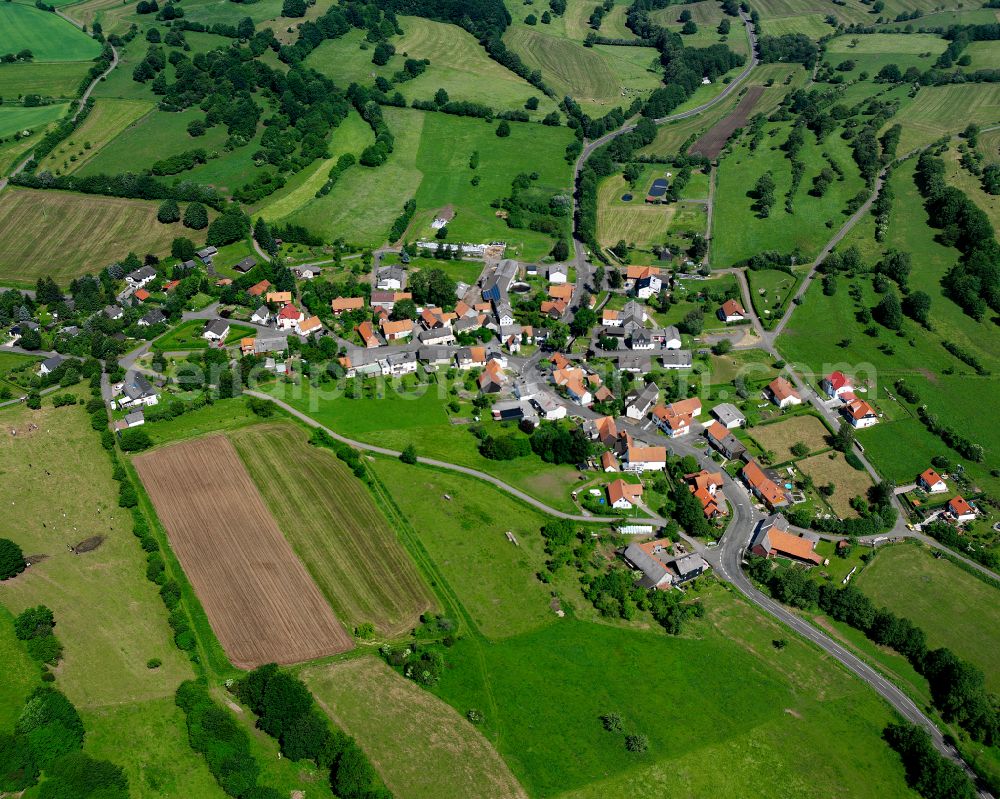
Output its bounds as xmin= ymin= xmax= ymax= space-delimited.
xmin=660 ymin=350 xmax=693 ymax=369
xmin=711 ymin=402 xmax=746 ymax=428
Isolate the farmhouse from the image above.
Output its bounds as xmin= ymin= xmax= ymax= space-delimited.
xmin=749 ymin=514 xmax=822 ymax=565
xmin=687 ymin=469 xmax=727 ymax=519
xmin=841 ymin=398 xmax=878 ymax=429
xmin=625 ymin=382 xmax=659 ymax=420
xmin=417 ymin=325 xmax=456 ymax=346
xmin=947 ymin=495 xmax=977 ymax=522
xmin=918 ymin=468 xmax=948 ymax=494
xmin=371 ymin=290 xmax=411 ymax=310
xmin=607 ymin=479 xmax=643 ymax=510
xmin=38 ymin=354 xmax=65 ymax=376
xmin=478 ymin=360 xmax=507 ymax=393
xmin=741 ymin=460 xmax=791 ymax=510
xmin=705 ymin=421 xmax=747 ymax=461
xmin=547 ymin=284 xmax=573 ymax=303
xmin=202 ymin=319 xmax=230 ymax=341
xmin=623 ymin=445 xmax=668 ymax=472
xmin=635 ymin=273 xmax=662 ymax=299
xmin=711 ymin=403 xmax=745 ymax=428
xmin=717 ymin=299 xmax=747 ymax=323
xmin=821 ymin=371 xmax=854 ymax=399
xmin=672 ymin=553 xmax=709 ymax=584
xmin=531 ymin=393 xmax=567 ymax=420
xmin=766 ymin=377 xmax=802 ymax=409
xmin=126 ymin=265 xmax=157 ymax=288
xmin=552 ymin=366 xmax=593 ymax=405
xmin=491 ymin=399 xmax=536 ymax=424
xmin=482 ymin=259 xmax=518 ymax=302
xmin=621 ymin=539 xmax=674 ymax=589
xmin=650 ymin=398 xmax=702 ymax=438
xmin=658 ymin=325 xmax=682 ymax=349
xmin=615 ymin=353 xmax=652 ymax=373
xmin=540 ymin=300 xmax=568 ymax=319
xmin=297 ymin=316 xmax=323 ymax=337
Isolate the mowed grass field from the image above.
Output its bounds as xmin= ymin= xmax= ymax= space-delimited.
xmin=0 ymin=399 xmax=224 ymax=797
xmin=856 ymin=544 xmax=1000 ymax=691
xmin=597 ymin=172 xmax=677 ymax=248
xmin=230 ymin=423 xmax=434 ymax=637
xmin=0 ymin=606 xmax=40 ymax=731
xmin=0 ymin=188 xmax=192 ymax=286
xmin=134 ymin=435 xmax=354 ymax=668
xmin=824 ymin=33 xmax=946 ymax=80
xmin=0 ymin=102 xmax=69 ymax=139
xmin=304 ymin=657 xmax=527 ymax=799
xmin=503 ymin=25 xmax=661 ymax=113
xmin=39 ymin=98 xmax=153 ymax=175
xmin=751 ymin=414 xmax=830 ymax=462
xmin=0 ymin=61 xmax=92 ymax=98
xmin=0 ymin=3 xmax=102 ymax=61
xmin=889 ymin=83 xmax=1000 ymax=153
xmin=798 ymin=452 xmax=874 ymax=517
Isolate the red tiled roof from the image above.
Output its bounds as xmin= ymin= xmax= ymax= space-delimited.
xmin=720 ymin=299 xmax=746 ymax=317
xmin=919 ymin=468 xmax=943 ymax=487
xmin=248 ymin=280 xmax=271 ymax=296
xmin=278 ymin=304 xmax=301 ymax=319
xmin=767 ymin=377 xmax=799 ymax=402
xmin=608 ymin=479 xmax=643 ymax=505
xmin=331 ymin=296 xmax=364 ymax=312
xmin=824 ymin=371 xmax=851 ymax=390
xmin=949 ymin=495 xmax=974 ymax=516
xmin=134 ymin=289 xmax=150 ymax=301
xmin=766 ymin=528 xmax=821 ymax=564
xmin=742 ymin=460 xmax=788 ymax=508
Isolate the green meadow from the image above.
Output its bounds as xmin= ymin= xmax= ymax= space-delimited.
xmin=0 ymin=102 xmax=69 ymax=139
xmin=0 ymin=3 xmax=102 ymax=62
xmin=0 ymin=61 xmax=92 ymax=98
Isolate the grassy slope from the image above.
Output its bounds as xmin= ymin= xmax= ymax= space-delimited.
xmin=855 ymin=544 xmax=1000 ymax=691
xmin=0 ymin=398 xmax=222 ymax=797
xmin=0 ymin=605 xmax=39 ymax=732
xmin=304 ymin=656 xmax=527 ymax=799
xmin=890 ymin=83 xmax=1000 ymax=153
xmin=230 ymin=422 xmax=435 ymax=637
xmin=776 ymin=159 xmax=1000 ymax=494
xmin=260 ymin=378 xmax=582 ymax=515
xmin=0 ymin=188 xmax=193 ymax=286
xmin=39 ymin=98 xmax=152 ymax=175
xmin=0 ymin=3 xmax=102 ymax=61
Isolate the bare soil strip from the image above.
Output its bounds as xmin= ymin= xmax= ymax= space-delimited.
xmin=689 ymin=86 xmax=765 ymax=158
xmin=134 ymin=435 xmax=353 ymax=668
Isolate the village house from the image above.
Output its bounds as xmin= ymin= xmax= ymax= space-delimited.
xmin=492 ymin=300 xmax=515 ymax=327
xmin=650 ymin=397 xmax=702 ymax=438
xmin=741 ymin=460 xmax=791 ymax=510
xmin=947 ymin=495 xmax=977 ymax=522
xmin=126 ymin=265 xmax=157 ymax=288
xmin=584 ymin=416 xmax=621 ymax=450
xmin=624 ymin=265 xmax=662 ymax=291
xmin=607 ymin=479 xmax=643 ymax=510
xmin=254 ymin=335 xmax=287 ymax=356
xmin=114 ymin=410 xmax=146 ymax=431
xmin=240 ymin=337 xmax=256 ymax=356
xmin=615 ymin=353 xmax=652 ymax=374
xmin=622 ymin=539 xmax=675 ymax=589
xmin=749 ymin=514 xmax=822 ymax=565
xmin=248 ymin=280 xmax=271 ymax=297
xmin=104 ymin=305 xmax=124 ymax=321
xmin=38 ymin=354 xmax=65 ymax=376
xmin=548 ymin=284 xmax=573 ymax=303
xmin=371 ymin=290 xmax=411 ymax=311
xmin=233 ymin=256 xmax=256 ymax=273
xmin=417 ymin=346 xmax=453 ymax=367
xmin=660 ymin=350 xmax=693 ymax=370
xmin=918 ymin=467 xmax=948 ymax=494
xmin=704 ymin=421 xmax=747 ymax=461
xmin=293 ymin=266 xmax=322 ymax=280
xmin=766 ymin=376 xmax=802 ymax=409
xmin=531 ymin=393 xmax=567 ymax=421
xmin=603 ymin=309 xmax=623 ymax=328
xmin=356 ymin=320 xmax=382 ymax=349
xmin=625 ymin=383 xmax=659 ymax=420
xmin=417 ymin=325 xmax=456 ymax=346
xmin=297 ymin=316 xmax=323 ymax=337
xmin=137 ymin=309 xmax=166 ymax=327
xmin=711 ymin=402 xmax=745 ymax=429
xmin=202 ymin=319 xmax=230 ymax=341
xmin=540 ymin=300 xmax=568 ymax=319
xmin=658 ymin=325 xmax=682 ymax=350
xmin=687 ymin=469 xmax=727 ymax=519
xmin=133 ymin=289 xmax=151 ymax=303
xmin=117 ymin=373 xmax=159 ymax=409
xmin=197 ymin=246 xmax=218 ymax=265
xmin=251 ymin=306 xmax=271 ymax=325
xmin=623 ymin=445 xmax=668 ymax=472
xmin=547 ymin=264 xmax=568 ymax=284
xmin=552 ymin=365 xmax=593 ymax=406
xmin=821 ymin=371 xmax=854 ymax=399
xmin=376 ymin=266 xmax=406 ymax=290
xmin=841 ymin=398 xmax=878 ymax=429
xmin=717 ymin=299 xmax=747 ymax=323
xmin=455 ymin=346 xmax=488 ymax=370
xmin=478 ymin=360 xmax=507 ymax=393
xmin=380 ymin=318 xmax=413 ymax=341
xmin=384 ymin=351 xmax=418 ymax=377
xmin=266 ymin=291 xmax=293 ymax=306
xmin=276 ymin=304 xmax=305 ymax=332
xmin=635 ymin=273 xmax=662 ymax=299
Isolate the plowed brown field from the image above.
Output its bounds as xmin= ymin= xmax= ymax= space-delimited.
xmin=689 ymin=86 xmax=764 ymax=158
xmin=134 ymin=435 xmax=353 ymax=668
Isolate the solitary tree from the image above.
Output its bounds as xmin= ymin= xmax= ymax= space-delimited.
xmin=0 ymin=538 xmax=26 ymax=581
xmin=496 ymin=120 xmax=511 ymax=138
xmin=182 ymin=202 xmax=208 ymax=230
xmin=400 ymin=444 xmax=417 ymax=464
xmin=157 ymin=198 xmax=180 ymax=224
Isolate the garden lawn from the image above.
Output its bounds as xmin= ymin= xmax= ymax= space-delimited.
xmin=750 ymin=414 xmax=830 ymax=463
xmin=711 ymin=119 xmax=867 ymax=267
xmin=797 ymin=451 xmax=874 ymax=517
xmin=304 ymin=656 xmax=527 ymax=799
xmin=0 ymin=61 xmax=92 ymax=98
xmin=39 ymin=98 xmax=153 ymax=176
xmin=432 ymin=588 xmax=916 ymax=799
xmin=746 ymin=266 xmax=805 ymax=326
xmin=152 ymin=320 xmax=253 ymax=351
xmin=262 ymin=378 xmax=582 ymax=514
xmin=230 ymin=422 xmax=434 ymax=637
xmin=597 ymin=172 xmax=676 ymax=249
xmin=855 ymin=543 xmax=1000 ymax=691
xmin=0 ymin=3 xmax=102 ymax=61
xmin=0 ymin=103 xmax=70 ymax=139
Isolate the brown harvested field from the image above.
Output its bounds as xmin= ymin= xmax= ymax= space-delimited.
xmin=134 ymin=435 xmax=353 ymax=668
xmin=751 ymin=414 xmax=830 ymax=463
xmin=798 ymin=452 xmax=874 ymax=517
xmin=304 ymin=657 xmax=528 ymax=799
xmin=689 ymin=86 xmax=764 ymax=158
